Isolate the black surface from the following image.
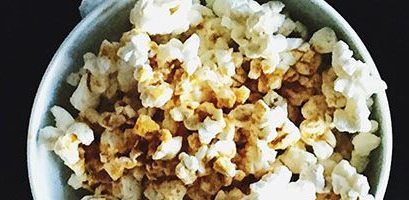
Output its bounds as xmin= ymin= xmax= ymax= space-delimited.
xmin=2 ymin=0 xmax=407 ymax=199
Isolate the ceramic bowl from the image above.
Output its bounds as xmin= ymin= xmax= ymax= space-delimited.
xmin=27 ymin=0 xmax=392 ymax=199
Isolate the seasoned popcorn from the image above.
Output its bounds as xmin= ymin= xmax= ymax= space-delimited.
xmin=41 ymin=0 xmax=387 ymax=199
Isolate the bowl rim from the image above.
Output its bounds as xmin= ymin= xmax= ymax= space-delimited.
xmin=27 ymin=0 xmax=392 ymax=199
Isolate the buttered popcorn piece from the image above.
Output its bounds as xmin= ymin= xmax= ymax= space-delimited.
xmin=350 ymin=123 xmax=381 ymax=172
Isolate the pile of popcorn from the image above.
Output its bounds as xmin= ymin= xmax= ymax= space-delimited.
xmin=40 ymin=0 xmax=387 ymax=199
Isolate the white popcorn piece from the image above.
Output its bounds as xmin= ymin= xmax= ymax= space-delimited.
xmin=138 ymin=82 xmax=174 ymax=108
xmin=133 ymin=63 xmax=154 ymax=83
xmin=331 ymin=41 xmax=387 ymax=133
xmin=331 ymin=160 xmax=371 ymax=200
xmin=247 ymin=166 xmax=316 ymax=200
xmin=352 ymin=132 xmax=381 ymax=157
xmin=299 ymin=164 xmax=325 ymax=192
xmin=278 ymin=17 xmax=296 ymax=36
xmin=152 ymin=132 xmax=183 ymax=160
xmin=333 ymin=97 xmax=372 ymax=133
xmin=176 ymin=152 xmax=200 ymax=184
xmin=247 ymin=166 xmax=292 ymax=199
xmin=54 ymin=134 xmax=82 ymax=165
xmin=117 ymin=61 xmax=138 ymax=92
xmin=39 ymin=106 xmax=94 ymax=165
xmin=70 ymin=74 xmax=100 ymax=112
xmin=350 ymin=129 xmax=380 ymax=172
xmin=130 ymin=0 xmax=202 ymax=35
xmin=207 ymin=140 xmax=236 ymax=159
xmin=217 ymin=120 xmax=235 ymax=141
xmin=117 ymin=33 xmax=151 ymax=67
xmin=39 ymin=126 xmax=65 ymax=150
xmin=65 ymin=122 xmax=94 ymax=145
xmin=309 ymin=27 xmax=337 ymax=53
xmin=156 ymin=34 xmax=201 ymax=75
xmin=83 ymin=53 xmax=112 ymax=75
xmin=279 ymin=146 xmax=317 ymax=174
xmin=215 ymin=48 xmax=236 ymax=77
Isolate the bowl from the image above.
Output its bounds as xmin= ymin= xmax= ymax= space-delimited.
xmin=27 ymin=0 xmax=392 ymax=199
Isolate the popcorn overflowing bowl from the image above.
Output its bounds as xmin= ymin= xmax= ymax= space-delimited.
xmin=27 ymin=0 xmax=392 ymax=199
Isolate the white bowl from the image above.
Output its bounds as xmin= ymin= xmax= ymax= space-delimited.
xmin=27 ymin=0 xmax=392 ymax=199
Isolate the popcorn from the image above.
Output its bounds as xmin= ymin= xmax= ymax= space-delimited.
xmin=279 ymin=146 xmax=317 ymax=174
xmin=70 ymin=74 xmax=100 ymax=112
xmin=138 ymin=82 xmax=174 ymax=108
xmin=215 ymin=48 xmax=236 ymax=77
xmin=247 ymin=166 xmax=316 ymax=200
xmin=112 ymin=175 xmax=142 ymax=200
xmin=130 ymin=0 xmax=203 ymax=35
xmin=350 ymin=125 xmax=381 ymax=172
xmin=270 ymin=119 xmax=301 ymax=150
xmin=39 ymin=106 xmax=94 ymax=166
xmin=144 ymin=180 xmax=187 ymax=200
xmin=300 ymin=164 xmax=325 ymax=192
xmin=117 ymin=33 xmax=151 ymax=67
xmin=214 ymin=157 xmax=237 ymax=177
xmin=42 ymin=0 xmax=385 ymax=198
xmin=103 ymin=157 xmax=139 ymax=181
xmin=300 ymin=116 xmax=336 ymax=160
xmin=176 ymin=152 xmax=200 ymax=184
xmin=133 ymin=114 xmax=160 ymax=137
xmin=322 ymin=68 xmax=346 ymax=108
xmin=331 ymin=41 xmax=387 ymax=133
xmin=184 ymin=102 xmax=226 ymax=144
xmin=67 ymin=173 xmax=87 ymax=190
xmin=117 ymin=61 xmax=138 ymax=92
xmin=309 ymin=27 xmax=338 ymax=54
xmin=352 ymin=129 xmax=381 ymax=157
xmin=133 ymin=64 xmax=154 ymax=83
xmin=156 ymin=34 xmax=201 ymax=75
xmin=152 ymin=130 xmax=183 ymax=160
xmin=232 ymin=86 xmax=250 ymax=104
xmin=243 ymin=139 xmax=277 ymax=175
xmin=331 ymin=160 xmax=371 ymax=200
xmin=215 ymin=188 xmax=245 ymax=200
xmin=333 ymin=97 xmax=372 ymax=133
xmin=207 ymin=140 xmax=236 ymax=159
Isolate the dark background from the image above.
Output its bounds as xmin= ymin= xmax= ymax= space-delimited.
xmin=2 ymin=0 xmax=408 ymax=199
